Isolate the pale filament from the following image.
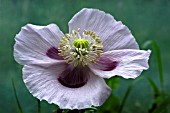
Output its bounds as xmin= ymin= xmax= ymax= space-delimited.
xmin=59 ymin=29 xmax=103 ymax=67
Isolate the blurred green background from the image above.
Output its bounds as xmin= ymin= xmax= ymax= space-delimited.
xmin=0 ymin=0 xmax=170 ymax=113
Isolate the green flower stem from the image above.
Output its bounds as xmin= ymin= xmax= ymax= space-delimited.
xmin=37 ymin=99 xmax=41 ymax=113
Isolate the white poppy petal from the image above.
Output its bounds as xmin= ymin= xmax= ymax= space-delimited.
xmin=14 ymin=24 xmax=64 ymax=66
xmin=68 ymin=8 xmax=139 ymax=51
xmin=90 ymin=49 xmax=151 ymax=79
xmin=23 ymin=64 xmax=111 ymax=110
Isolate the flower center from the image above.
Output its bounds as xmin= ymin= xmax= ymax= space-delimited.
xmin=59 ymin=29 xmax=103 ymax=67
xmin=73 ymin=38 xmax=89 ymax=49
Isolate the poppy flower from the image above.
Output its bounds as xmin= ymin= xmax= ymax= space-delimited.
xmin=14 ymin=8 xmax=151 ymax=109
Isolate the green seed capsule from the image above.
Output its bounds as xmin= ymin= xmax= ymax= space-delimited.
xmin=73 ymin=38 xmax=89 ymax=49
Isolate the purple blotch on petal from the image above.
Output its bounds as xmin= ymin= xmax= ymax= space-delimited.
xmin=58 ymin=66 xmax=90 ymax=88
xmin=46 ymin=47 xmax=64 ymax=60
xmin=95 ymin=57 xmax=118 ymax=71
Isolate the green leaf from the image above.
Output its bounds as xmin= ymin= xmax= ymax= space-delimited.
xmin=147 ymin=77 xmax=163 ymax=113
xmin=98 ymin=94 xmax=120 ymax=113
xmin=118 ymin=77 xmax=143 ymax=113
xmin=142 ymin=40 xmax=164 ymax=90
xmin=147 ymin=77 xmax=160 ymax=95
xmin=12 ymin=79 xmax=24 ymax=113
xmin=152 ymin=96 xmax=170 ymax=113
xmin=106 ymin=76 xmax=120 ymax=93
xmin=84 ymin=107 xmax=98 ymax=113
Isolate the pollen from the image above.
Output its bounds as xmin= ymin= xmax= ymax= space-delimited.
xmin=58 ymin=29 xmax=103 ymax=67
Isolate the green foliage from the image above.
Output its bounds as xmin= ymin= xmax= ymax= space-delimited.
xmin=98 ymin=94 xmax=120 ymax=113
xmin=12 ymin=79 xmax=24 ymax=113
xmin=142 ymin=40 xmax=170 ymax=113
xmin=106 ymin=77 xmax=120 ymax=93
xmin=151 ymin=96 xmax=170 ymax=113
xmin=118 ymin=77 xmax=144 ymax=113
xmin=142 ymin=40 xmax=164 ymax=90
xmin=147 ymin=77 xmax=163 ymax=113
xmin=147 ymin=77 xmax=160 ymax=96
